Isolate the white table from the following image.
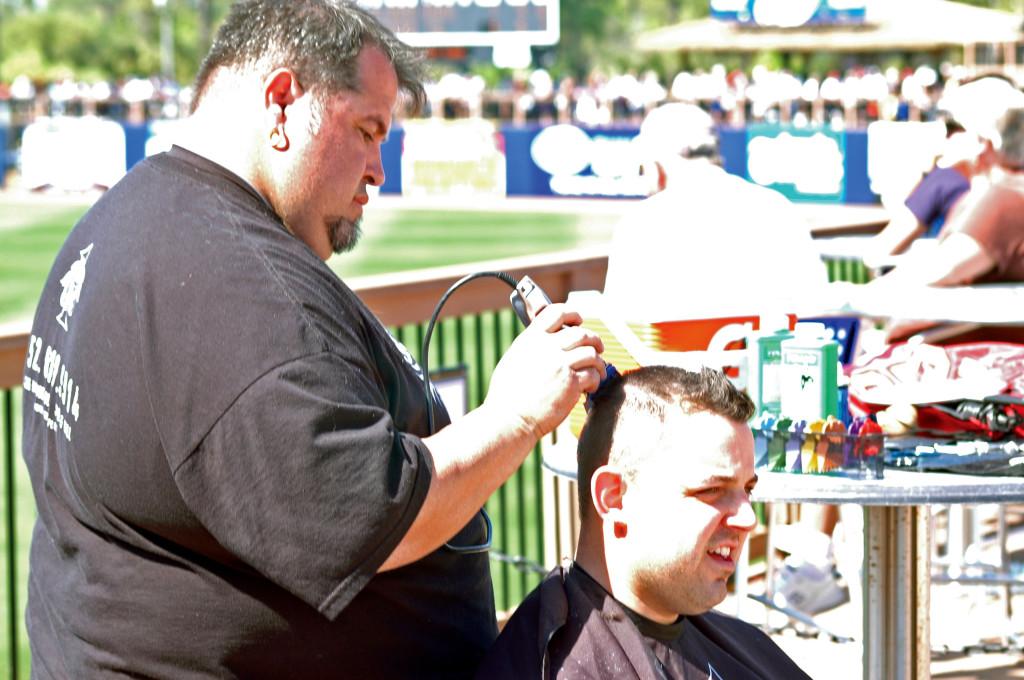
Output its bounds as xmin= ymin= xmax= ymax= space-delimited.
xmin=750 ymin=469 xmax=1024 ymax=680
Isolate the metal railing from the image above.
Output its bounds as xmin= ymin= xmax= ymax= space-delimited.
xmin=0 ymin=248 xmax=610 ymax=679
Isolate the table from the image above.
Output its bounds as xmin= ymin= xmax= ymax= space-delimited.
xmin=753 ymin=470 xmax=1022 ymax=680
xmin=828 ymin=282 xmax=1024 ymax=325
xmin=542 ymin=439 xmax=1024 ymax=680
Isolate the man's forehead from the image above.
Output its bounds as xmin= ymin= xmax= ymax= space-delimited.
xmin=642 ymin=413 xmax=754 ymax=480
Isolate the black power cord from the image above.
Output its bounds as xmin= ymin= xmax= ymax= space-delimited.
xmin=420 ymin=271 xmax=518 ymax=555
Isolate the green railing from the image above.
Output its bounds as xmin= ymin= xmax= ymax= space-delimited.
xmin=0 ymin=248 xmax=610 ymax=678
xmin=824 ymin=255 xmax=872 ymax=284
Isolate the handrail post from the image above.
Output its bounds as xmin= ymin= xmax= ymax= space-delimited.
xmin=4 ymin=389 xmax=17 ymax=680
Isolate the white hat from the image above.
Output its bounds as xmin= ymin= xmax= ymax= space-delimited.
xmin=634 ymin=102 xmax=716 ymax=160
xmin=938 ymin=76 xmax=1024 ymax=148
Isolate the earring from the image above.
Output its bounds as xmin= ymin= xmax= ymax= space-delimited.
xmin=269 ymin=125 xmax=289 ymax=152
xmin=613 ymin=522 xmax=627 ymax=539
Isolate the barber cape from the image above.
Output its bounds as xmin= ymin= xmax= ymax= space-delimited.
xmin=476 ymin=565 xmax=812 ymax=679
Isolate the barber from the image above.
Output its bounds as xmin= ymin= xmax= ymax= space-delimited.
xmin=20 ymin=2 xmax=604 ymax=678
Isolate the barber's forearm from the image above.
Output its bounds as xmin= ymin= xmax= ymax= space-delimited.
xmin=377 ymin=402 xmax=539 ymax=571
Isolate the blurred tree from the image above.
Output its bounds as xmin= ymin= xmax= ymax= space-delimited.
xmin=0 ymin=0 xmax=1020 ymax=86
xmin=0 ymin=0 xmax=230 ymax=84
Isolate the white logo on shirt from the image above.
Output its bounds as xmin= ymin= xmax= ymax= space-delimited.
xmin=56 ymin=243 xmax=94 ymax=332
xmin=708 ymin=662 xmax=724 ymax=680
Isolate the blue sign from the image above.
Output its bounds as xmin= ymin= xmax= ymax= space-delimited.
xmin=710 ymin=0 xmax=866 ymax=27
xmin=503 ymin=124 xmax=650 ymax=199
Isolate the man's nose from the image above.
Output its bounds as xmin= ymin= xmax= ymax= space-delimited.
xmin=727 ymin=497 xmax=758 ymax=532
xmin=366 ymin=147 xmax=385 ymax=187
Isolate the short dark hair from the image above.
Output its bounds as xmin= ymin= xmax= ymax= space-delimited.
xmin=576 ymin=365 xmax=754 ymax=519
xmin=191 ymin=0 xmax=426 ymax=114
xmin=998 ymin=107 xmax=1024 ymax=169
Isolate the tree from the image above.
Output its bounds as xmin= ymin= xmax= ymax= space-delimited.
xmin=1 ymin=0 xmax=231 ymax=84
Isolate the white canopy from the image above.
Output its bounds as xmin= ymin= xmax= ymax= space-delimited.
xmin=637 ymin=0 xmax=1022 ymax=53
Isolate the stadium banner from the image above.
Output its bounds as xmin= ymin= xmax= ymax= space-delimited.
xmin=745 ymin=123 xmax=846 ymax=203
xmin=380 ymin=127 xmax=404 ymax=195
xmin=20 ymin=117 xmax=126 ymax=191
xmin=710 ymin=0 xmax=866 ymax=27
xmin=125 ymin=119 xmax=875 ymax=204
xmin=0 ymin=125 xmax=7 ymax=187
xmin=398 ymin=118 xmax=506 ymax=197
xmin=502 ymin=124 xmax=650 ymax=199
xmin=502 ymin=122 xmax=874 ymax=203
xmin=355 ymin=0 xmax=559 ymax=47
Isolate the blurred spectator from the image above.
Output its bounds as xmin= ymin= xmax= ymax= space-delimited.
xmin=865 ymin=75 xmax=1024 ymax=269
xmin=873 ymin=105 xmax=1024 ymax=344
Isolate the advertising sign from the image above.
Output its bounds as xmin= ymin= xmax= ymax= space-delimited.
xmin=399 ymin=118 xmax=506 ymax=197
xmin=356 ymin=0 xmax=559 ymax=47
xmin=503 ymin=124 xmax=650 ymax=198
xmin=710 ymin=0 xmax=866 ymax=27
xmin=746 ymin=124 xmax=846 ymax=203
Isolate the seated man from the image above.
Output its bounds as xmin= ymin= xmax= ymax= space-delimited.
xmin=476 ymin=366 xmax=811 ymax=679
xmin=862 ymin=74 xmax=1024 ymax=269
xmin=861 ymin=121 xmax=976 ymax=269
xmin=871 ymin=106 xmax=1024 ymax=344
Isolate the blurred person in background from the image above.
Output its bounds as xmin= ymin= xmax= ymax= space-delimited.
xmin=873 ymin=105 xmax=1024 ymax=344
xmin=20 ymin=1 xmax=604 ymax=678
xmin=476 ymin=366 xmax=811 ymax=680
xmin=602 ymin=101 xmax=829 ymax=324
xmin=863 ymin=75 xmax=1022 ymax=271
xmin=862 ymin=118 xmax=978 ymax=269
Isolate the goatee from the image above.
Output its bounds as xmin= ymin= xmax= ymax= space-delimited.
xmin=329 ymin=217 xmax=362 ymax=254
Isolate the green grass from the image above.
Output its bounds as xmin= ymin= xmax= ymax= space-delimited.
xmin=0 ymin=193 xmax=620 ymax=676
xmin=334 ymin=208 xmax=595 ymax=277
xmin=0 ymin=199 xmax=618 ymax=326
xmin=0 ymin=202 xmax=93 ymax=323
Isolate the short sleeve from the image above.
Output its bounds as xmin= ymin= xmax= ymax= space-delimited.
xmin=173 ymin=351 xmax=431 ymax=620
xmin=905 ymin=168 xmax=969 ymax=230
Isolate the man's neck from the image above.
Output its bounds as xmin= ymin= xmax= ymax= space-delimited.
xmin=175 ymin=112 xmax=261 ymax=190
xmin=575 ymin=532 xmax=677 ymax=624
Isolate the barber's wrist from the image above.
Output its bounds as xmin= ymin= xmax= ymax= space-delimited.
xmin=475 ymin=400 xmax=542 ymax=448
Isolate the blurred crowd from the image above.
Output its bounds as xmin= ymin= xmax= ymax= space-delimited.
xmin=428 ymin=61 xmax=1011 ymax=130
xmin=0 ymin=74 xmax=191 ymax=128
xmin=0 ymin=60 xmax=1017 ymax=134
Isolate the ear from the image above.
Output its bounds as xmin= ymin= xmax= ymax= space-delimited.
xmin=263 ymin=68 xmax=304 ymax=152
xmin=590 ymin=464 xmax=625 ymax=519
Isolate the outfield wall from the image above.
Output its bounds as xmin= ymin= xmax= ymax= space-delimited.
xmin=8 ymin=118 xmax=946 ymax=204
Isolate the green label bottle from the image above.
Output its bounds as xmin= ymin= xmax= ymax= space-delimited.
xmin=779 ymin=323 xmax=839 ymax=422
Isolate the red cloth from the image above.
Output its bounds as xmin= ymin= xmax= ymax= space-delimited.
xmin=849 ymin=341 xmax=1024 ymax=438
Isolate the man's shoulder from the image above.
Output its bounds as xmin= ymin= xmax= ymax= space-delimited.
xmin=475 ymin=567 xmax=568 ymax=679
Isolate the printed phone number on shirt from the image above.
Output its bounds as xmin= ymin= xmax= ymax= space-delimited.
xmin=24 ymin=334 xmax=80 ymax=443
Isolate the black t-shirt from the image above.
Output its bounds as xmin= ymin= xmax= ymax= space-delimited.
xmin=22 ymin=146 xmax=496 ymax=678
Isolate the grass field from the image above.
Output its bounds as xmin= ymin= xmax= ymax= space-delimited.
xmin=0 ymin=194 xmax=621 ymax=326
xmin=0 ymin=190 xmax=623 ymax=677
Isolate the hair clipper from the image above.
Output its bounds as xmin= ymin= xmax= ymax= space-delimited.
xmin=510 ymin=275 xmax=551 ymax=326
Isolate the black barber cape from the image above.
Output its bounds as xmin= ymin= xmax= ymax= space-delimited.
xmin=477 ymin=565 xmax=812 ymax=679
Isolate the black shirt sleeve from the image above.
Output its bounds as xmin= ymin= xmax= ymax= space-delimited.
xmin=173 ymin=351 xmax=432 ymax=620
